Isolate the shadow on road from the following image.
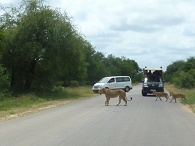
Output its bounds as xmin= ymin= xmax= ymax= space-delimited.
xmin=142 ymin=94 xmax=156 ymax=97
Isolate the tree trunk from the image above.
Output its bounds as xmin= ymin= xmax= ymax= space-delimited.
xmin=24 ymin=60 xmax=36 ymax=90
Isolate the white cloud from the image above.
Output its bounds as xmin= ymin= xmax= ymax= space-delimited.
xmin=0 ymin=0 xmax=20 ymax=6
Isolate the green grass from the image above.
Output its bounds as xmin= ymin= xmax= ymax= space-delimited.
xmin=0 ymin=94 xmax=45 ymax=111
xmin=0 ymin=86 xmax=95 ymax=121
xmin=165 ymin=83 xmax=195 ymax=112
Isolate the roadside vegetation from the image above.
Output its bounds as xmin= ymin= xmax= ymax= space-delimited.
xmin=164 ymin=57 xmax=195 ymax=89
xmin=0 ymin=86 xmax=95 ymax=121
xmin=164 ymin=57 xmax=195 ymax=113
xmin=165 ymin=84 xmax=195 ymax=113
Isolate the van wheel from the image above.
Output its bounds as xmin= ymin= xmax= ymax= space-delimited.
xmin=124 ymin=86 xmax=130 ymax=92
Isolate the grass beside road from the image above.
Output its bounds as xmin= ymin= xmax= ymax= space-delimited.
xmin=0 ymin=86 xmax=96 ymax=122
xmin=165 ymin=83 xmax=195 ymax=113
xmin=1 ymin=84 xmax=194 ymax=122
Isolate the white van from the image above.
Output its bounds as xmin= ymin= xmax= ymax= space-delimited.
xmin=92 ymin=76 xmax=132 ymax=93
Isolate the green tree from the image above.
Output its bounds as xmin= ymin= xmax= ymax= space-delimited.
xmin=2 ymin=0 xmax=88 ymax=90
xmin=184 ymin=57 xmax=195 ymax=72
xmin=102 ymin=55 xmax=141 ymax=83
xmin=1 ymin=0 xmax=142 ymax=92
xmin=85 ymin=50 xmax=109 ymax=84
xmin=0 ymin=26 xmax=10 ymax=98
xmin=164 ymin=57 xmax=195 ymax=88
xmin=103 ymin=54 xmax=121 ymax=75
xmin=164 ymin=60 xmax=185 ymax=83
xmin=178 ymin=71 xmax=195 ymax=88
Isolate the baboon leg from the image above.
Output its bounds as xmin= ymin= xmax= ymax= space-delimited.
xmin=169 ymin=98 xmax=173 ymax=103
xmin=175 ymin=98 xmax=177 ymax=103
xmin=159 ymin=97 xmax=162 ymax=101
xmin=155 ymin=97 xmax=158 ymax=101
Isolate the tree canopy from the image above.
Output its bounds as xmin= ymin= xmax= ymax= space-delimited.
xmin=0 ymin=0 xmax=141 ymax=94
xmin=164 ymin=57 xmax=195 ymax=89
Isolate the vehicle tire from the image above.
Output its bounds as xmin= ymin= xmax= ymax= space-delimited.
xmin=124 ymin=86 xmax=130 ymax=92
xmin=142 ymin=90 xmax=147 ymax=96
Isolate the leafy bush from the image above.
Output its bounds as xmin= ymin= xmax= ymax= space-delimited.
xmin=178 ymin=71 xmax=195 ymax=89
xmin=165 ymin=57 xmax=195 ymax=89
xmin=0 ymin=65 xmax=11 ymax=101
xmin=70 ymin=80 xmax=79 ymax=87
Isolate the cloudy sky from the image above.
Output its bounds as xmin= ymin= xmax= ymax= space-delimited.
xmin=1 ymin=0 xmax=195 ymax=70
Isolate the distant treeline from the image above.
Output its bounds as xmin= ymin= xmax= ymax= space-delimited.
xmin=0 ymin=0 xmax=141 ymax=97
xmin=164 ymin=57 xmax=195 ymax=89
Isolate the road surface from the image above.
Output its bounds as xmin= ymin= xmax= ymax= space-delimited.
xmin=0 ymin=85 xmax=195 ymax=146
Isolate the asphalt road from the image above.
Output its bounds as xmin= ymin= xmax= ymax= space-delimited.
xmin=0 ymin=85 xmax=195 ymax=146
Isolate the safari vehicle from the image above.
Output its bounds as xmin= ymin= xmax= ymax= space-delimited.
xmin=141 ymin=67 xmax=164 ymax=96
xmin=92 ymin=76 xmax=132 ymax=93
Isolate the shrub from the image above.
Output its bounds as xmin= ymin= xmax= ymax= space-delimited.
xmin=70 ymin=80 xmax=79 ymax=87
xmin=177 ymin=71 xmax=195 ymax=89
xmin=0 ymin=65 xmax=10 ymax=100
